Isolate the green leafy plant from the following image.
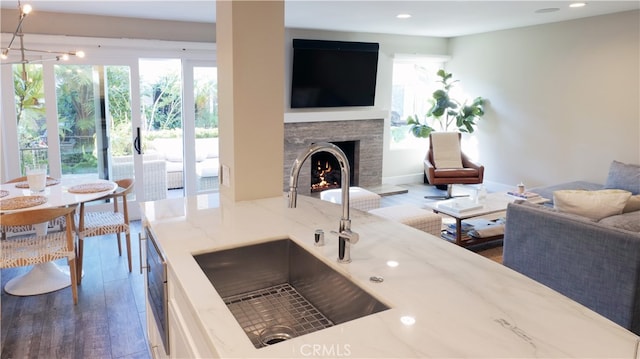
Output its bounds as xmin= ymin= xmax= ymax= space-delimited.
xmin=408 ymin=69 xmax=485 ymax=138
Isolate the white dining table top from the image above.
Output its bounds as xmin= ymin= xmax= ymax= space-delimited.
xmin=0 ymin=177 xmax=118 ymax=213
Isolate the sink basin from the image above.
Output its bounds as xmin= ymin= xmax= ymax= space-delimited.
xmin=193 ymin=238 xmax=390 ymax=348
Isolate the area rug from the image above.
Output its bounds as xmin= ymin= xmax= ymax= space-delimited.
xmin=476 ymin=245 xmax=503 ymax=264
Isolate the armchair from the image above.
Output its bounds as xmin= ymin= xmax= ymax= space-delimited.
xmin=424 ymin=132 xmax=484 ymax=199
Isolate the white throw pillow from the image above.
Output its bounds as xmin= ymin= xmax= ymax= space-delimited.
xmin=553 ymin=189 xmax=632 ymax=221
xmin=431 ymin=132 xmax=463 ymax=168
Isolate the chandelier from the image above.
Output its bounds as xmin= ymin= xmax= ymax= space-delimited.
xmin=1 ymin=1 xmax=85 ymax=71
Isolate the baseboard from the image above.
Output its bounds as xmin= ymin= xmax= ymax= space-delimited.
xmin=382 ymin=173 xmax=424 ymax=185
xmin=483 ymin=180 xmax=514 ymax=193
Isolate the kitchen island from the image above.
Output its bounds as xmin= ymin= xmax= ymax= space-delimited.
xmin=141 ymin=193 xmax=639 ymax=358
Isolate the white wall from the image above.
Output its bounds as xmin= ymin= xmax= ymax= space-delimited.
xmin=447 ymin=10 xmax=639 ymax=188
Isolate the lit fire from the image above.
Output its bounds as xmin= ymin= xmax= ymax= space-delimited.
xmin=311 ymin=160 xmax=340 ymax=192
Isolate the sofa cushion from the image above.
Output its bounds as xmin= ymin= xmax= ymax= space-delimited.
xmin=153 ymin=138 xmax=183 ymax=162
xmin=196 ymin=158 xmax=220 ymax=177
xmin=624 ymin=195 xmax=640 ymax=213
xmin=165 ymin=161 xmax=183 ymax=173
xmin=553 ymin=189 xmax=632 ymax=221
xmin=598 ymin=211 xmax=640 ymax=233
xmin=604 ymin=160 xmax=640 ymax=195
xmin=196 ymin=138 xmax=219 ymax=159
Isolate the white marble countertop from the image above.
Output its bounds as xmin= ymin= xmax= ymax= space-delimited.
xmin=141 ymin=193 xmax=639 ymax=358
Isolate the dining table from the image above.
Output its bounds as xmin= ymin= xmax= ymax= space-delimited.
xmin=0 ymin=176 xmax=118 ymax=296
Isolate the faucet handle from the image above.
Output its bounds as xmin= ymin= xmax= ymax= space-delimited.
xmin=331 ymin=229 xmax=359 ymax=245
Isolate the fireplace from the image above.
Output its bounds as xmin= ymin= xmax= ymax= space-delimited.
xmin=310 ymin=141 xmax=358 ymax=192
xmin=283 ymin=118 xmax=383 ymax=196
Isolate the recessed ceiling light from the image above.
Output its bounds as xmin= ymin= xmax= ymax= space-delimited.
xmin=535 ymin=7 xmax=560 ymax=14
xmin=570 ymin=2 xmax=587 ymax=8
xmin=400 ymin=316 xmax=416 ymax=326
xmin=396 ymin=13 xmax=411 ymax=19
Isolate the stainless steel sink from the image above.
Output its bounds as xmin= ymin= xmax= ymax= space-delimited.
xmin=193 ymin=238 xmax=390 ymax=348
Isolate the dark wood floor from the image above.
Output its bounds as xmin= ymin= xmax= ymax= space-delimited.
xmin=0 ymin=183 xmax=502 ymax=358
xmin=1 ymin=221 xmax=151 ymax=359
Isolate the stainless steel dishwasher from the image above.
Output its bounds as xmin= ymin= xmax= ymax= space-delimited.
xmin=144 ymin=226 xmax=169 ymax=355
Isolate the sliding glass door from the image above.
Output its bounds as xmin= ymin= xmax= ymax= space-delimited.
xmin=186 ymin=61 xmax=218 ymax=195
xmin=2 ymin=45 xmax=217 ymax=207
xmin=53 ymin=64 xmax=133 ymax=180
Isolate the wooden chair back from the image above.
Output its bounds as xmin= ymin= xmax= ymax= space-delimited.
xmin=0 ymin=206 xmax=78 ymax=304
xmin=1 ymin=206 xmax=75 ymax=227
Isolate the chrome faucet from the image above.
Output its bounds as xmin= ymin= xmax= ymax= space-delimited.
xmin=288 ymin=142 xmax=359 ymax=263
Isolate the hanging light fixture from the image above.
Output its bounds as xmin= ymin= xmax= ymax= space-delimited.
xmin=1 ymin=1 xmax=85 ymax=77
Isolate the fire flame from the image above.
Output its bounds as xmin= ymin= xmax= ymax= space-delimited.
xmin=311 ymin=160 xmax=339 ymax=191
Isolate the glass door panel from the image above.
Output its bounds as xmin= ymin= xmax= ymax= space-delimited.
xmin=55 ymin=64 xmax=101 ymax=179
xmin=139 ymin=58 xmax=183 ymax=199
xmin=193 ymin=66 xmax=218 ymax=194
xmin=54 ymin=64 xmax=133 ymax=183
xmin=13 ymin=64 xmax=48 ymax=175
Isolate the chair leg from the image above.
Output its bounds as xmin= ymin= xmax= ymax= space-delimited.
xmin=126 ymin=232 xmax=132 ymax=273
xmin=69 ymin=257 xmax=78 ymax=305
xmin=77 ymin=237 xmax=84 ymax=285
xmin=116 ymin=233 xmax=122 ymax=256
xmin=424 ymin=184 xmax=470 ymax=200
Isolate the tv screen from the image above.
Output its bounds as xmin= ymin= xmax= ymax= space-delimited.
xmin=291 ymin=39 xmax=379 ymax=108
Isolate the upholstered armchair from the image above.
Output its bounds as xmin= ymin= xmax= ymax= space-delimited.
xmin=424 ymin=132 xmax=484 ymax=199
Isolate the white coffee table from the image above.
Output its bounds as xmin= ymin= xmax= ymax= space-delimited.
xmin=424 ymin=192 xmax=548 ymax=246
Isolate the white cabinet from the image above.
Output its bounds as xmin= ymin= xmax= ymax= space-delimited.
xmin=166 ymin=268 xmax=218 ymax=358
xmin=143 ymin=226 xmax=217 ymax=359
xmin=146 ymin=300 xmax=170 ymax=359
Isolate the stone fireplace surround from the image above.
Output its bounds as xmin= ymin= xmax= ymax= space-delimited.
xmin=283 ymin=118 xmax=384 ymax=195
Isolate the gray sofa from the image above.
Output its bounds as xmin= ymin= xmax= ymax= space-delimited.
xmin=503 ymin=161 xmax=640 ymax=335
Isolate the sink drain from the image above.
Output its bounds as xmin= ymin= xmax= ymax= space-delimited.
xmin=259 ymin=325 xmax=295 ymax=346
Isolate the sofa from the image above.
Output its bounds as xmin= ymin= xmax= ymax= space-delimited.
xmin=150 ymin=137 xmax=219 ymax=189
xmin=503 ymin=160 xmax=640 ymax=334
xmin=111 ymin=155 xmax=167 ymax=201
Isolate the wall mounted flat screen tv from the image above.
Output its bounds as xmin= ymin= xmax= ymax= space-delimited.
xmin=291 ymin=39 xmax=379 ymax=108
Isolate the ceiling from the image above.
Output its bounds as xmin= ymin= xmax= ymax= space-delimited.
xmin=0 ymin=1 xmax=638 ymax=37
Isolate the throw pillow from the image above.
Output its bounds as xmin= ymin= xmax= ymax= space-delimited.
xmin=553 ymin=189 xmax=632 ymax=221
xmin=604 ymin=160 xmax=640 ymax=195
xmin=431 ymin=132 xmax=463 ymax=169
xmin=623 ymin=195 xmax=640 ymax=213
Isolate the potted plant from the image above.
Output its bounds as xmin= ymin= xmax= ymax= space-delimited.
xmin=407 ymin=69 xmax=485 ymax=138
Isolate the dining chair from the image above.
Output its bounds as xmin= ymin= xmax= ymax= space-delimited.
xmin=1 ymin=176 xmax=64 ymax=240
xmin=76 ymin=178 xmax=134 ymax=284
xmin=0 ymin=206 xmax=79 ymax=304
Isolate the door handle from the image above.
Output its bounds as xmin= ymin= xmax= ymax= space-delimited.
xmin=134 ymin=127 xmax=142 ymax=155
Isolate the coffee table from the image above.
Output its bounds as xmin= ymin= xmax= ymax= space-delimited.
xmin=424 ymin=192 xmax=548 ymax=247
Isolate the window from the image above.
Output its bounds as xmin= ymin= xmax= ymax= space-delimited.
xmin=13 ymin=64 xmax=47 ymax=174
xmin=390 ymin=57 xmax=445 ymax=149
xmin=54 ymin=64 xmax=133 ymax=179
